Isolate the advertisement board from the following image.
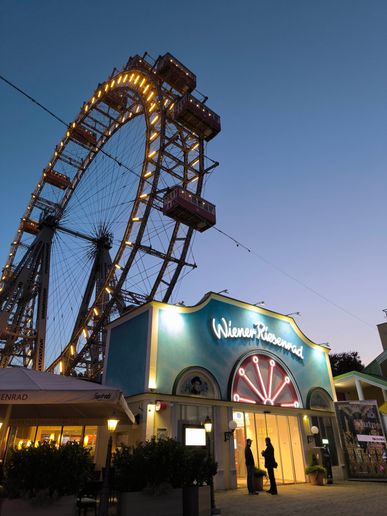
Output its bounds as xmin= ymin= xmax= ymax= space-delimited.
xmin=335 ymin=400 xmax=387 ymax=479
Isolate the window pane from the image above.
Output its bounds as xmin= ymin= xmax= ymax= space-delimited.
xmin=61 ymin=426 xmax=82 ymax=444
xmin=254 ymin=413 xmax=267 ymax=470
xmin=35 ymin=426 xmax=62 ymax=444
xmin=11 ymin=426 xmax=36 ymax=449
xmin=233 ymin=410 xmax=246 ymax=487
xmin=244 ymin=412 xmax=258 ymax=465
xmin=264 ymin=414 xmax=284 ymax=483
xmin=277 ymin=415 xmax=294 ymax=483
xmin=84 ymin=426 xmax=97 ymax=454
xmin=181 ymin=405 xmax=212 ymax=423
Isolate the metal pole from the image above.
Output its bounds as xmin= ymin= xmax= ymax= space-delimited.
xmin=207 ymin=432 xmax=221 ymax=515
xmin=98 ymin=434 xmax=112 ymax=516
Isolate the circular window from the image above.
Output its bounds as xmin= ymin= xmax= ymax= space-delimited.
xmin=231 ymin=353 xmax=301 ymax=408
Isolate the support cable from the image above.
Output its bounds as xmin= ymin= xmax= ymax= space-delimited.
xmin=1 ymin=73 xmax=373 ymax=330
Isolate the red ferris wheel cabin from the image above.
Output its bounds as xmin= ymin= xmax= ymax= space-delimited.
xmin=163 ymin=186 xmax=216 ymax=232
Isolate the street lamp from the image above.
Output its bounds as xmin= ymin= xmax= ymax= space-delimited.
xmin=204 ymin=416 xmax=221 ymax=515
xmin=204 ymin=416 xmax=212 ymax=433
xmin=99 ymin=417 xmax=119 ymax=516
xmin=107 ymin=418 xmax=119 ymax=433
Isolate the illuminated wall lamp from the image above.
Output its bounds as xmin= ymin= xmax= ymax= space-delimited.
xmin=155 ymin=401 xmax=167 ymax=412
xmin=307 ymin=425 xmax=319 ymax=444
xmin=224 ymin=420 xmax=238 ymax=441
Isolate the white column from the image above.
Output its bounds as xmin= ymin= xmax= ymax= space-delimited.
xmin=145 ymin=402 xmax=155 ymax=439
xmin=382 ymin=389 xmax=387 ymax=402
xmin=355 ymin=378 xmax=364 ymax=400
xmin=213 ymin=405 xmax=225 ymax=490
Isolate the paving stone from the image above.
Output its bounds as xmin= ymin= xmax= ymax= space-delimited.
xmin=215 ymin=481 xmax=387 ymax=516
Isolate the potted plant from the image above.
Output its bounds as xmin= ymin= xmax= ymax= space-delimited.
xmin=253 ymin=467 xmax=267 ymax=492
xmin=114 ymin=438 xmax=184 ymax=516
xmin=3 ymin=441 xmax=93 ymax=514
xmin=182 ymin=447 xmax=217 ymax=516
xmin=305 ymin=454 xmax=327 ymax=486
xmin=114 ymin=437 xmax=216 ymax=516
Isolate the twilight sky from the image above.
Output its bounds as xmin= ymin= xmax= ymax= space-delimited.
xmin=1 ymin=0 xmax=387 ymax=365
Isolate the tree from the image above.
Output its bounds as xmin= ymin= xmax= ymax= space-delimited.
xmin=329 ymin=351 xmax=364 ymax=377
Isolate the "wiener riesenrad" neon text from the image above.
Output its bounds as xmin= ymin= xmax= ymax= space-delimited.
xmin=211 ymin=318 xmax=304 ymax=360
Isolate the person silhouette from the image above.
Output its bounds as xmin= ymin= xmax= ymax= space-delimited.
xmin=245 ymin=438 xmax=258 ymax=495
xmin=261 ymin=437 xmax=278 ymax=495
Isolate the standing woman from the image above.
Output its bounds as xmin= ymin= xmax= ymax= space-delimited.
xmin=261 ymin=437 xmax=278 ymax=495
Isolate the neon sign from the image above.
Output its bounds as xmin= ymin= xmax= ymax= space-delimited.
xmin=231 ymin=354 xmax=301 ymax=408
xmin=211 ymin=317 xmax=304 ymax=360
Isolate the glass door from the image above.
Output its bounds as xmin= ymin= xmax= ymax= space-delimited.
xmin=233 ymin=410 xmax=306 ymax=486
xmin=265 ymin=414 xmax=286 ymax=482
xmin=276 ymin=414 xmax=294 ymax=483
xmin=288 ymin=416 xmax=306 ymax=482
xmin=233 ymin=412 xmax=246 ymax=487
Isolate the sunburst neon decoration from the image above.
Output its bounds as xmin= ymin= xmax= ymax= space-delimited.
xmin=231 ymin=354 xmax=301 ymax=408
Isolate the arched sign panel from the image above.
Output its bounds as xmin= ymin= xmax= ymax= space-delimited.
xmin=231 ymin=353 xmax=302 ymax=408
xmin=173 ymin=367 xmax=221 ymax=399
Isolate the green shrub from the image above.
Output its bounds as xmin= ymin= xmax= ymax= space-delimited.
xmin=113 ymin=437 xmax=218 ymax=493
xmin=55 ymin=441 xmax=94 ymax=494
xmin=305 ymin=453 xmax=327 ymax=476
xmin=5 ymin=442 xmax=93 ymax=498
xmin=112 ymin=445 xmax=147 ymax=493
xmin=183 ymin=447 xmax=217 ymax=487
xmin=305 ymin=464 xmax=327 ymax=475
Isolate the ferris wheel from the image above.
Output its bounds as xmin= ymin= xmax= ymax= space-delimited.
xmin=0 ymin=53 xmax=221 ymax=379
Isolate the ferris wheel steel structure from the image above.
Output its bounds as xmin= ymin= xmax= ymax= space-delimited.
xmin=0 ymin=53 xmax=221 ymax=379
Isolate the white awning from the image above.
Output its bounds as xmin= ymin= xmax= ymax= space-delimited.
xmin=0 ymin=367 xmax=135 ymax=424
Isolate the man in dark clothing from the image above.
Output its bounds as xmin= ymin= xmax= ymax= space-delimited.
xmin=261 ymin=437 xmax=278 ymax=495
xmin=244 ymin=438 xmax=258 ymax=495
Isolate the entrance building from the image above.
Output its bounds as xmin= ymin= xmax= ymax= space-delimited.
xmin=104 ymin=292 xmax=344 ymax=488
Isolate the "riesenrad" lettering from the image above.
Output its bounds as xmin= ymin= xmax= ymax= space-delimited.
xmin=211 ymin=317 xmax=304 ymax=360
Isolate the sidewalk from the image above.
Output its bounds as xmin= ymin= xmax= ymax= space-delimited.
xmin=215 ymin=481 xmax=387 ymax=516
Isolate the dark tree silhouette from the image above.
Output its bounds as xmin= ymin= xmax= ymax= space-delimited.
xmin=329 ymin=351 xmax=364 ymax=377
